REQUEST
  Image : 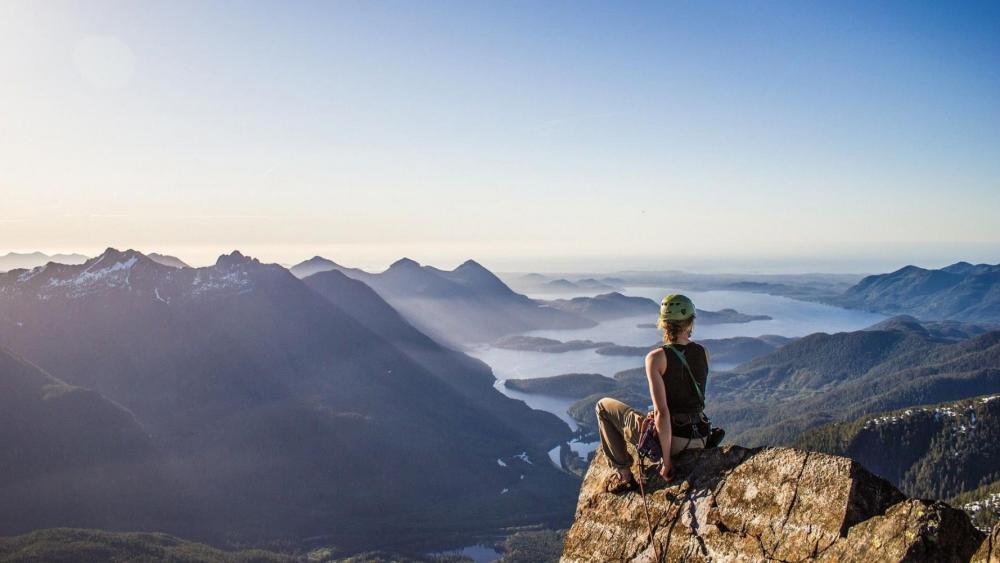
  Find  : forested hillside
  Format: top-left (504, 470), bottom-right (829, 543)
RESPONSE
top-left (950, 480), bottom-right (1000, 531)
top-left (795, 394), bottom-right (1000, 499)
top-left (713, 324), bottom-right (1000, 445)
top-left (836, 262), bottom-right (1000, 323)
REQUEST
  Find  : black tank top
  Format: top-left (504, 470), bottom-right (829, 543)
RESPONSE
top-left (660, 342), bottom-right (708, 415)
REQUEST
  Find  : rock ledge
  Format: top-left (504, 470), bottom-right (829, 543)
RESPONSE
top-left (562, 446), bottom-right (986, 562)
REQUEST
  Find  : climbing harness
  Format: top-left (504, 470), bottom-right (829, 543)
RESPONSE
top-left (637, 411), bottom-right (663, 461)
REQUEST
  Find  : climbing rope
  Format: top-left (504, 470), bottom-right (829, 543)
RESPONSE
top-left (636, 456), bottom-right (662, 562)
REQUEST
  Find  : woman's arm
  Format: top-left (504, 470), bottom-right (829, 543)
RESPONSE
top-left (644, 350), bottom-right (673, 470)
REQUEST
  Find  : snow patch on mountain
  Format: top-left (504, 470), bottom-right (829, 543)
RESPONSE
top-left (191, 268), bottom-right (254, 296)
top-left (16, 264), bottom-right (47, 283)
top-left (863, 395), bottom-right (1000, 430)
top-left (0, 249), bottom-right (265, 303)
top-left (41, 256), bottom-right (139, 297)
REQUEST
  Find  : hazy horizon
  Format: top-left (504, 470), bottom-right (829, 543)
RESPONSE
top-left (2, 240), bottom-right (997, 275)
top-left (3, 2), bottom-right (998, 274)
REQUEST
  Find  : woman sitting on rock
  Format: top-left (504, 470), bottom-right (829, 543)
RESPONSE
top-left (595, 294), bottom-right (715, 493)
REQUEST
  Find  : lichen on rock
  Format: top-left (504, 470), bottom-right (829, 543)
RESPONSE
top-left (562, 446), bottom-right (986, 562)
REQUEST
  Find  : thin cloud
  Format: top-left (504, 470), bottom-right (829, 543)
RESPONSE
top-left (175, 215), bottom-right (270, 220)
top-left (57, 214), bottom-right (131, 219)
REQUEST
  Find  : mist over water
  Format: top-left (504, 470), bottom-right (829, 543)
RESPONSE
top-left (471, 289), bottom-right (888, 431)
top-left (623, 289), bottom-right (889, 339)
top-left (474, 289), bottom-right (887, 381)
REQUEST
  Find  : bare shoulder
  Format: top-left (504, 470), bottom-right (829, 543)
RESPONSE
top-left (645, 346), bottom-right (666, 367)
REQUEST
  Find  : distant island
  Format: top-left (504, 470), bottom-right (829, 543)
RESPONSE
top-left (504, 373), bottom-right (618, 398)
top-left (538, 292), bottom-right (655, 321)
top-left (493, 335), bottom-right (612, 353)
top-left (544, 278), bottom-right (616, 292)
top-left (636, 308), bottom-right (771, 327)
top-left (493, 333), bottom-right (794, 364)
top-left (595, 335), bottom-right (793, 364)
top-left (508, 273), bottom-right (622, 294)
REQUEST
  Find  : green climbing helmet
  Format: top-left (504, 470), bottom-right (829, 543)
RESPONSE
top-left (660, 293), bottom-right (696, 322)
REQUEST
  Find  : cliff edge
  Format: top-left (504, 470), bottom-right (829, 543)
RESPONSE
top-left (562, 446), bottom-right (989, 562)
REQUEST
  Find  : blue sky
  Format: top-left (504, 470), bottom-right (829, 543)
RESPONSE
top-left (1, 1), bottom-right (998, 272)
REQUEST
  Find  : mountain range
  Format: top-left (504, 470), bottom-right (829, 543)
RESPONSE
top-left (0, 249), bottom-right (577, 551)
top-left (291, 256), bottom-right (595, 346)
top-left (836, 261), bottom-right (1000, 323)
top-left (0, 251), bottom-right (88, 272)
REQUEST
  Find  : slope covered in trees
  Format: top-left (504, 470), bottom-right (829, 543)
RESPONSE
top-left (795, 394), bottom-right (1000, 500)
top-left (836, 262), bottom-right (1000, 323)
top-left (712, 323), bottom-right (1000, 445)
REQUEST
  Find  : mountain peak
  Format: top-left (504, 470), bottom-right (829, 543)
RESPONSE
top-left (288, 256), bottom-right (350, 279)
top-left (445, 258), bottom-right (515, 295)
top-left (867, 315), bottom-right (931, 336)
top-left (456, 259), bottom-right (486, 271)
top-left (303, 256), bottom-right (346, 269)
top-left (895, 264), bottom-right (926, 274)
top-left (147, 253), bottom-right (190, 269)
top-left (90, 248), bottom-right (147, 267)
top-left (941, 261), bottom-right (996, 275)
top-left (98, 247), bottom-right (125, 259)
top-left (215, 250), bottom-right (256, 268)
top-left (388, 257), bottom-right (421, 271)
top-left (299, 256), bottom-right (330, 265)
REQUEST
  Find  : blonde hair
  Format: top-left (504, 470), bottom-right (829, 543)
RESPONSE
top-left (658, 316), bottom-right (695, 344)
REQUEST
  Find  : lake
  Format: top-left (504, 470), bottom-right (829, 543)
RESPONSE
top-left (472, 288), bottom-right (887, 383)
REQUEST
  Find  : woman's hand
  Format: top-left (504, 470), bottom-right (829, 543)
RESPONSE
top-left (659, 458), bottom-right (674, 481)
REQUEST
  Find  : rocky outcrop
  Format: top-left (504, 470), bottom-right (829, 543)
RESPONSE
top-left (562, 446), bottom-right (987, 562)
top-left (974, 523), bottom-right (1000, 562)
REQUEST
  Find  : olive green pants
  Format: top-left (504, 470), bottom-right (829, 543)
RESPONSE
top-left (595, 397), bottom-right (705, 470)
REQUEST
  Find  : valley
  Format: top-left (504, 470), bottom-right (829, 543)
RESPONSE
top-left (3, 253), bottom-right (998, 560)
